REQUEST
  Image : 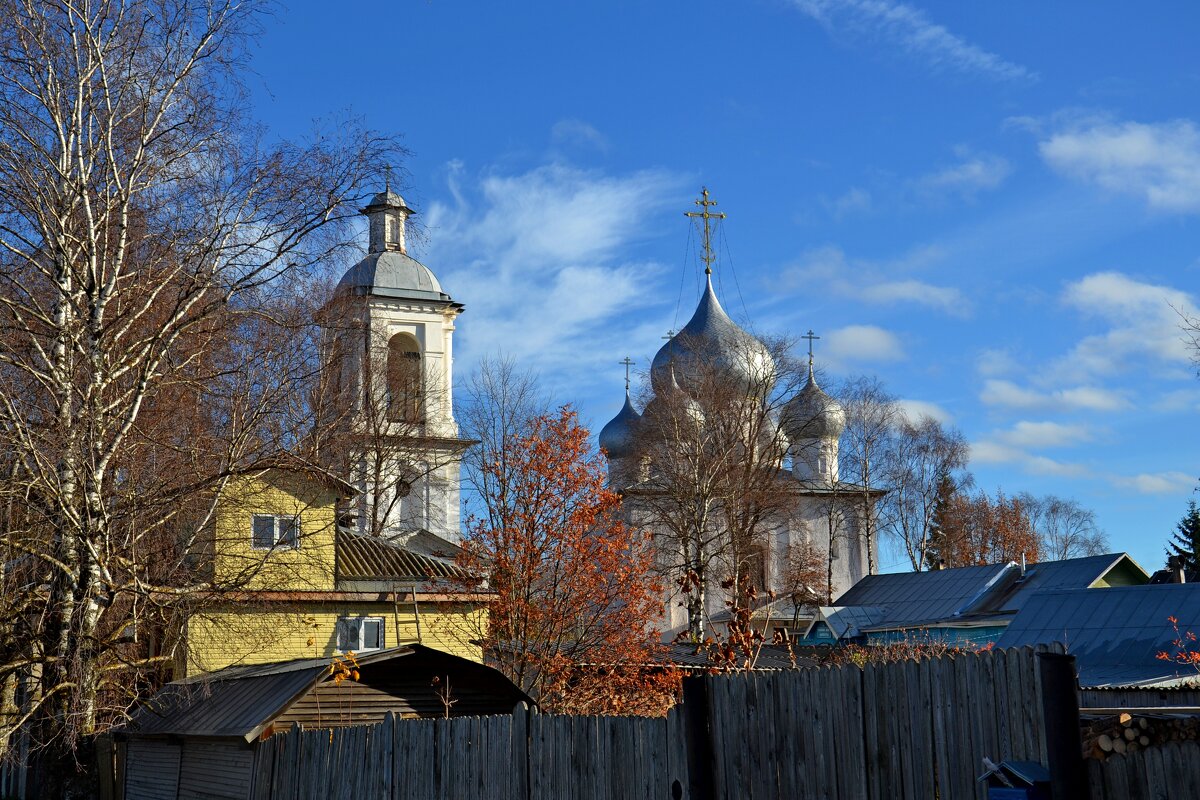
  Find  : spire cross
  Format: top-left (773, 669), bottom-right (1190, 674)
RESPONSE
top-left (802, 329), bottom-right (820, 366)
top-left (684, 187), bottom-right (726, 275)
top-left (663, 329), bottom-right (676, 340)
top-left (619, 356), bottom-right (634, 392)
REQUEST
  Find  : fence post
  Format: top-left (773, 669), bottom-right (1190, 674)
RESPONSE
top-left (1037, 652), bottom-right (1087, 800)
top-left (680, 676), bottom-right (716, 800)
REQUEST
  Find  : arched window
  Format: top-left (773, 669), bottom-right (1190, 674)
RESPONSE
top-left (387, 333), bottom-right (422, 423)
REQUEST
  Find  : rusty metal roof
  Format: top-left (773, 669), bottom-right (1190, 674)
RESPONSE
top-left (118, 645), bottom-right (529, 742)
top-left (337, 531), bottom-right (468, 582)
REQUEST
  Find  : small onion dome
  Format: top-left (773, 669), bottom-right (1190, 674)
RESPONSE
top-left (642, 369), bottom-right (705, 433)
top-left (781, 364), bottom-right (846, 441)
top-left (598, 392), bottom-right (642, 460)
top-left (650, 275), bottom-right (776, 399)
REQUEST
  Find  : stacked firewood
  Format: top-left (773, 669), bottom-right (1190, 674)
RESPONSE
top-left (1081, 713), bottom-right (1200, 760)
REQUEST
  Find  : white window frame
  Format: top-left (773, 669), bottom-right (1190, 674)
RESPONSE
top-left (250, 514), bottom-right (300, 550)
top-left (337, 616), bottom-right (385, 653)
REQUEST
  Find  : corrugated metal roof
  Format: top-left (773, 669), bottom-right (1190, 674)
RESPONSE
top-left (337, 531), bottom-right (467, 581)
top-left (119, 645), bottom-right (505, 742)
top-left (834, 553), bottom-right (1142, 630)
top-left (995, 583), bottom-right (1200, 688)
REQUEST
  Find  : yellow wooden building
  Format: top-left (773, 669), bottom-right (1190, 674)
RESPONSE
top-left (179, 466), bottom-right (489, 677)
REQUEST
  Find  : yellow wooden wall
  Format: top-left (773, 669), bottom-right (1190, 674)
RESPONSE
top-left (184, 602), bottom-right (485, 675)
top-left (213, 472), bottom-right (339, 592)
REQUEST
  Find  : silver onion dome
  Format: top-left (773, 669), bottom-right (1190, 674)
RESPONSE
top-left (642, 368), bottom-right (705, 432)
top-left (650, 275), bottom-right (776, 399)
top-left (781, 364), bottom-right (846, 441)
top-left (598, 392), bottom-right (642, 460)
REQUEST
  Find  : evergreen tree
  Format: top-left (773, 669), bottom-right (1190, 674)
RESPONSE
top-left (1166, 500), bottom-right (1200, 573)
top-left (923, 473), bottom-right (959, 570)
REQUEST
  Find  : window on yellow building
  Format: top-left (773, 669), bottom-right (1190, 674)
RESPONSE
top-left (251, 514), bottom-right (300, 550)
top-left (337, 616), bottom-right (385, 652)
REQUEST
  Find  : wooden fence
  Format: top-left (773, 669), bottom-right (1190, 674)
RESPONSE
top-left (247, 645), bottom-right (1067, 800)
top-left (1088, 739), bottom-right (1200, 799)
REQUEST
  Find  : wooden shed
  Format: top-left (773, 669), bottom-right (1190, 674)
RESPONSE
top-left (115, 644), bottom-right (531, 800)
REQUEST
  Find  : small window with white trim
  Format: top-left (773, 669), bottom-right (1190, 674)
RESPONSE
top-left (337, 616), bottom-right (385, 653)
top-left (250, 514), bottom-right (300, 550)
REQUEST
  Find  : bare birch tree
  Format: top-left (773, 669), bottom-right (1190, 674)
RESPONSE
top-left (0, 0), bottom-right (390, 780)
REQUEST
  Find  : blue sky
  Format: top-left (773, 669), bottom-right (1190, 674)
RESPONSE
top-left (249, 1), bottom-right (1198, 571)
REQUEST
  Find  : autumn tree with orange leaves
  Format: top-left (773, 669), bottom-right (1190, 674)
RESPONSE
top-left (925, 481), bottom-right (1042, 569)
top-left (455, 405), bottom-right (676, 715)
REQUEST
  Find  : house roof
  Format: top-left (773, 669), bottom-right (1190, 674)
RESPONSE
top-left (337, 530), bottom-right (468, 582)
top-left (995, 583), bottom-right (1200, 688)
top-left (833, 553), bottom-right (1147, 631)
top-left (119, 645), bottom-right (528, 742)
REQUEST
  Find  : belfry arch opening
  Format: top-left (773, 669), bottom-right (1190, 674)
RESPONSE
top-left (386, 332), bottom-right (422, 423)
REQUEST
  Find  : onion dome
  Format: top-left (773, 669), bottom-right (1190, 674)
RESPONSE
top-left (642, 368), bottom-right (705, 432)
top-left (650, 275), bottom-right (775, 399)
top-left (336, 189), bottom-right (456, 304)
top-left (781, 363), bottom-right (846, 441)
top-left (598, 392), bottom-right (642, 460)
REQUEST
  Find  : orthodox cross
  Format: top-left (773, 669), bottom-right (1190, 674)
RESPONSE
top-left (802, 329), bottom-right (820, 366)
top-left (620, 356), bottom-right (635, 392)
top-left (684, 187), bottom-right (726, 275)
top-left (663, 329), bottom-right (676, 340)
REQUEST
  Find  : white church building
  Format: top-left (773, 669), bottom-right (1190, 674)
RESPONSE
top-left (598, 190), bottom-right (882, 640)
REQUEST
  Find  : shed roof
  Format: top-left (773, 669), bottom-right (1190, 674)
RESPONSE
top-left (995, 583), bottom-right (1200, 688)
top-left (337, 531), bottom-right (468, 582)
top-left (119, 645), bottom-right (527, 742)
top-left (834, 553), bottom-right (1146, 631)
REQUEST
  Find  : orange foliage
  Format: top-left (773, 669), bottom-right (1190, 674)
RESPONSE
top-left (457, 407), bottom-right (678, 715)
top-left (930, 489), bottom-right (1041, 569)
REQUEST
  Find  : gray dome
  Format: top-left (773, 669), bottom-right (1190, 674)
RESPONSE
top-left (642, 369), bottom-right (705, 433)
top-left (364, 190), bottom-right (410, 210)
top-left (651, 275), bottom-right (775, 399)
top-left (781, 365), bottom-right (846, 441)
top-left (336, 251), bottom-right (453, 303)
top-left (598, 393), bottom-right (641, 460)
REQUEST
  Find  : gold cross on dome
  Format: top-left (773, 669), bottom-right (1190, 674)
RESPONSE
top-left (684, 187), bottom-right (727, 275)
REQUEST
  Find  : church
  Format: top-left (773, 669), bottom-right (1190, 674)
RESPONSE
top-left (598, 189), bottom-right (883, 641)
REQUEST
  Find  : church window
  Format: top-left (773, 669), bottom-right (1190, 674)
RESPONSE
top-left (251, 514), bottom-right (299, 550)
top-left (387, 333), bottom-right (422, 423)
top-left (337, 616), bottom-right (385, 652)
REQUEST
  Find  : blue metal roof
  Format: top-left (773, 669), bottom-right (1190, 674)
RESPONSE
top-left (833, 553), bottom-right (1144, 631)
top-left (995, 583), bottom-right (1200, 688)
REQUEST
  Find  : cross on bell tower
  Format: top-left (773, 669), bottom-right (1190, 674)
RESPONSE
top-left (684, 187), bottom-right (727, 275)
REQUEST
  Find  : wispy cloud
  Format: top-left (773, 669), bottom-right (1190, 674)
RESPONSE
top-left (1110, 471), bottom-right (1196, 495)
top-left (783, 244), bottom-right (969, 317)
top-left (993, 420), bottom-right (1093, 449)
top-left (1040, 118), bottom-right (1200, 212)
top-left (791, 0), bottom-right (1035, 82)
top-left (825, 324), bottom-right (905, 363)
top-left (895, 399), bottom-right (953, 424)
top-left (979, 379), bottom-right (1131, 412)
top-left (915, 151), bottom-right (1011, 199)
top-left (822, 187), bottom-right (872, 219)
top-left (424, 159), bottom-right (684, 393)
top-left (969, 439), bottom-right (1091, 478)
top-left (1057, 271), bottom-right (1198, 379)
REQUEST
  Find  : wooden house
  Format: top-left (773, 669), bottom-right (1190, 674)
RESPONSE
top-left (180, 466), bottom-right (491, 676)
top-left (116, 645), bottom-right (531, 800)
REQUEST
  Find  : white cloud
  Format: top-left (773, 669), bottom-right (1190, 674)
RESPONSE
top-left (1110, 471), bottom-right (1196, 495)
top-left (969, 439), bottom-right (1090, 478)
top-left (822, 187), bottom-right (872, 219)
top-left (976, 348), bottom-right (1018, 377)
top-left (784, 244), bottom-right (969, 317)
top-left (551, 119), bottom-right (608, 152)
top-left (994, 421), bottom-right (1093, 449)
top-left (895, 399), bottom-right (953, 425)
top-left (917, 152), bottom-right (1011, 197)
top-left (980, 379), bottom-right (1131, 412)
top-left (791, 0), bottom-right (1035, 82)
top-left (1058, 271), bottom-right (1198, 378)
top-left (1040, 119), bottom-right (1200, 212)
top-left (824, 324), bottom-right (904, 363)
top-left (1154, 389), bottom-right (1200, 413)
top-left (424, 159), bottom-right (684, 391)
